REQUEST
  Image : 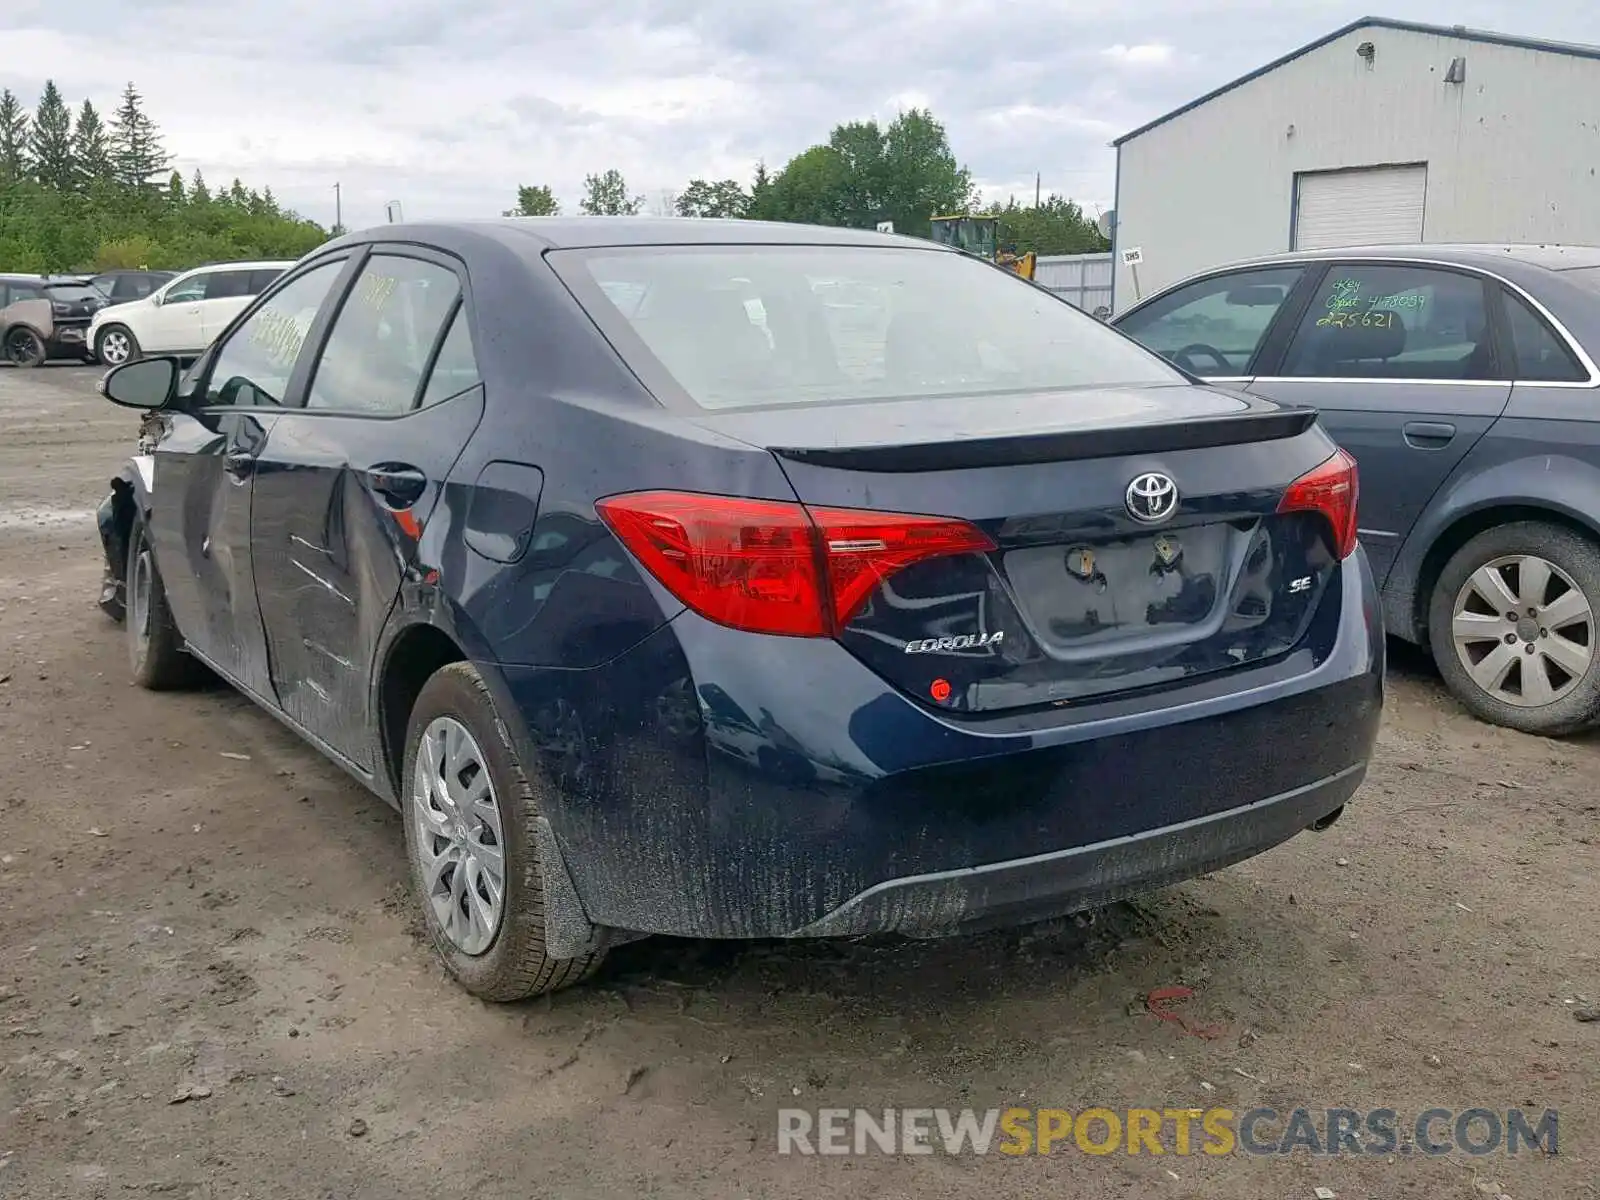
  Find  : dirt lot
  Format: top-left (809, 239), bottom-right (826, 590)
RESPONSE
top-left (0, 363), bottom-right (1594, 1200)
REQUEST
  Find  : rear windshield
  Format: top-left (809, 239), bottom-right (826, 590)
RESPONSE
top-left (44, 283), bottom-right (100, 302)
top-left (551, 244), bottom-right (1181, 410)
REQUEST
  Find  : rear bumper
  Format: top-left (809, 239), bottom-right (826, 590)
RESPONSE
top-left (491, 550), bottom-right (1383, 945)
top-left (792, 762), bottom-right (1362, 937)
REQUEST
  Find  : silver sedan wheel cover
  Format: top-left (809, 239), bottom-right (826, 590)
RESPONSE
top-left (100, 330), bottom-right (130, 364)
top-left (1451, 554), bottom-right (1594, 707)
top-left (411, 716), bottom-right (507, 955)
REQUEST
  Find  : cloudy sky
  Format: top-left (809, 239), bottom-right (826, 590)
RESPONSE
top-left (2, 0), bottom-right (1594, 230)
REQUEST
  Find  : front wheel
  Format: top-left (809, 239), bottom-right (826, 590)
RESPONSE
top-left (1428, 520), bottom-right (1600, 735)
top-left (4, 326), bottom-right (46, 367)
top-left (125, 513), bottom-right (206, 689)
top-left (401, 663), bottom-right (604, 1000)
top-left (95, 324), bottom-right (140, 367)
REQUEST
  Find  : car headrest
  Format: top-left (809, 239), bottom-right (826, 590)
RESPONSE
top-left (1303, 310), bottom-right (1407, 369)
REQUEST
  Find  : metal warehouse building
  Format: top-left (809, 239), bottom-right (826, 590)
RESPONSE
top-left (1109, 17), bottom-right (1600, 312)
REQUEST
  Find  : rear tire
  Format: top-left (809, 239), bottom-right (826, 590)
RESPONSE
top-left (125, 513), bottom-right (206, 690)
top-left (1427, 520), bottom-right (1600, 736)
top-left (4, 326), bottom-right (46, 367)
top-left (96, 324), bottom-right (140, 367)
top-left (401, 663), bottom-right (604, 1001)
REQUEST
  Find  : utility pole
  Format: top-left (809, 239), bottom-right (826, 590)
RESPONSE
top-left (334, 182), bottom-right (342, 232)
top-left (1035, 173), bottom-right (1041, 208)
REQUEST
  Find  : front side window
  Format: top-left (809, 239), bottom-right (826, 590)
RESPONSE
top-left (163, 272), bottom-right (211, 304)
top-left (1503, 291), bottom-right (1586, 383)
top-left (1281, 264), bottom-right (1497, 381)
top-left (1117, 267), bottom-right (1304, 376)
top-left (550, 244), bottom-right (1182, 411)
top-left (201, 260), bottom-right (345, 407)
top-left (305, 255), bottom-right (462, 415)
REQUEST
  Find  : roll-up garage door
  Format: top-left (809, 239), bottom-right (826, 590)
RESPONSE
top-left (1293, 164), bottom-right (1427, 250)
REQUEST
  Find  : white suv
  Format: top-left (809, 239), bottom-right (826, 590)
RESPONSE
top-left (87, 260), bottom-right (293, 365)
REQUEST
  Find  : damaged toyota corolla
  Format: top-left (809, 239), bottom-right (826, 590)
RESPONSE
top-left (92, 218), bottom-right (1382, 1000)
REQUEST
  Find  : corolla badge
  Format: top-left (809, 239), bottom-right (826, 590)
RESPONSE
top-left (1125, 472), bottom-right (1179, 524)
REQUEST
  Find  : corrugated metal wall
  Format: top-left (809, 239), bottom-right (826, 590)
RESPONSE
top-left (1035, 253), bottom-right (1113, 313)
top-left (1113, 23), bottom-right (1600, 309)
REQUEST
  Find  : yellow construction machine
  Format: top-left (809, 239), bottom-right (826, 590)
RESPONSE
top-left (928, 215), bottom-right (1037, 280)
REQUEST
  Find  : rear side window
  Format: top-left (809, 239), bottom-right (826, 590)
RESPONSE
top-left (248, 269), bottom-right (284, 295)
top-left (202, 260), bottom-right (345, 406)
top-left (205, 270), bottom-right (257, 300)
top-left (305, 255), bottom-right (462, 415)
top-left (1281, 264), bottom-right (1498, 381)
top-left (1116, 267), bottom-right (1304, 376)
top-left (550, 244), bottom-right (1180, 411)
top-left (1503, 292), bottom-right (1586, 383)
top-left (419, 306), bottom-right (480, 408)
top-left (6, 282), bottom-right (43, 304)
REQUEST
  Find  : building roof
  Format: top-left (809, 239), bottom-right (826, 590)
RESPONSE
top-left (1113, 16), bottom-right (1600, 147)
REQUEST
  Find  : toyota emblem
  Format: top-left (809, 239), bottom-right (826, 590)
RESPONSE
top-left (1125, 472), bottom-right (1178, 523)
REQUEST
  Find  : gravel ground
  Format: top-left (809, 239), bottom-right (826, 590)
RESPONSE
top-left (0, 364), bottom-right (1594, 1200)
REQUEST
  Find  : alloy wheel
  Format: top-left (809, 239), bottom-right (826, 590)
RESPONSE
top-left (1451, 554), bottom-right (1594, 707)
top-left (99, 330), bottom-right (131, 366)
top-left (411, 716), bottom-right (507, 956)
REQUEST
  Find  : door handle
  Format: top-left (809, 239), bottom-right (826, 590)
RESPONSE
top-left (367, 464), bottom-right (428, 508)
top-left (1403, 421), bottom-right (1456, 449)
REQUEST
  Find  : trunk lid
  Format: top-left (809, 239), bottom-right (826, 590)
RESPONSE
top-left (697, 385), bottom-right (1347, 713)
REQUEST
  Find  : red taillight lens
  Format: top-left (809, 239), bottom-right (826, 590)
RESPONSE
top-left (595, 491), bottom-right (995, 637)
top-left (809, 506), bottom-right (997, 629)
top-left (1277, 448), bottom-right (1358, 559)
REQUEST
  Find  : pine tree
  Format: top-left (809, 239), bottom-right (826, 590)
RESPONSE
top-left (110, 82), bottom-right (167, 191)
top-left (29, 80), bottom-right (75, 190)
top-left (190, 169), bottom-right (210, 205)
top-left (0, 89), bottom-right (30, 184)
top-left (71, 99), bottom-right (113, 189)
top-left (166, 170), bottom-right (186, 207)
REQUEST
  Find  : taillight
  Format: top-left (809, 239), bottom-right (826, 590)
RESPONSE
top-left (1278, 449), bottom-right (1358, 559)
top-left (595, 491), bottom-right (995, 637)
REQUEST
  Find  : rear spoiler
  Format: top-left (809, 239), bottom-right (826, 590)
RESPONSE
top-left (768, 406), bottom-right (1320, 473)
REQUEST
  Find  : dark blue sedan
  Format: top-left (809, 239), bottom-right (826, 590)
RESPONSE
top-left (93, 218), bottom-right (1382, 999)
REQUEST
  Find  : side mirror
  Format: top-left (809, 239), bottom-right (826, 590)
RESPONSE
top-left (148, 291), bottom-right (164, 306)
top-left (99, 357), bottom-right (180, 410)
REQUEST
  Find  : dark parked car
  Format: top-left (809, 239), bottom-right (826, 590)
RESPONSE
top-left (1115, 244), bottom-right (1600, 735)
top-left (92, 269), bottom-right (176, 305)
top-left (93, 218), bottom-right (1382, 999)
top-left (0, 275), bottom-right (105, 364)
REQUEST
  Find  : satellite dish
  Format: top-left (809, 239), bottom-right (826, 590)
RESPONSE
top-left (1096, 209), bottom-right (1115, 240)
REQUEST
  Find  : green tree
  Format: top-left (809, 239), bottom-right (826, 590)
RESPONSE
top-left (751, 108), bottom-right (973, 238)
top-left (756, 145), bottom-right (853, 226)
top-left (674, 178), bottom-right (749, 218)
top-left (29, 81), bottom-right (74, 191)
top-left (504, 183), bottom-right (560, 216)
top-left (578, 168), bottom-right (641, 215)
top-left (0, 90), bottom-right (29, 184)
top-left (980, 194), bottom-right (1109, 255)
top-left (0, 82), bottom-right (329, 273)
top-left (747, 160), bottom-right (773, 218)
top-left (877, 109), bottom-right (975, 238)
top-left (71, 100), bottom-right (114, 189)
top-left (110, 83), bottom-right (166, 191)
